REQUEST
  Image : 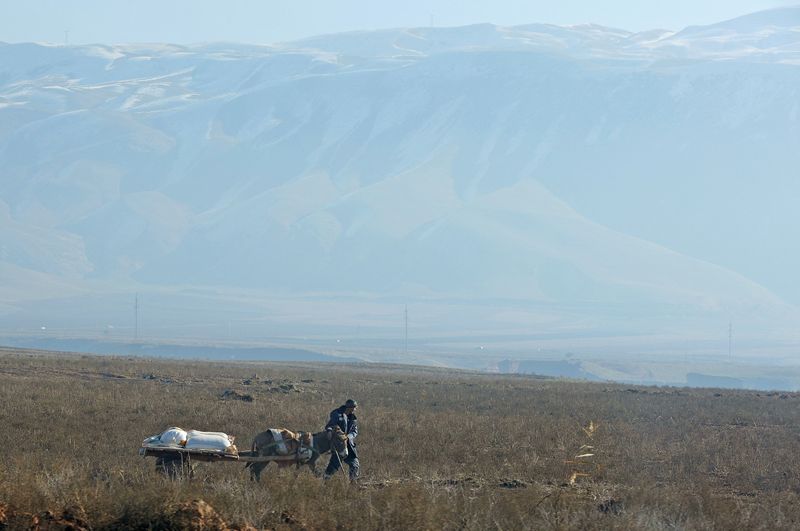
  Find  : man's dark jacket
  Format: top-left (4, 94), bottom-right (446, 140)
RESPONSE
top-left (326, 406), bottom-right (358, 458)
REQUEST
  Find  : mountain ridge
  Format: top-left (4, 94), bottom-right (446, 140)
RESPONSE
top-left (1, 8), bottom-right (799, 345)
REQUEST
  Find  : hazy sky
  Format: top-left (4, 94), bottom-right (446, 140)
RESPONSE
top-left (0, 0), bottom-right (795, 45)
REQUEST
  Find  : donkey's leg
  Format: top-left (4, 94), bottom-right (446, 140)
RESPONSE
top-left (249, 462), bottom-right (268, 482)
top-left (307, 456), bottom-right (320, 477)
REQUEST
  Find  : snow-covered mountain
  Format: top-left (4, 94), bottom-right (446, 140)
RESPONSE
top-left (1, 7), bottom-right (800, 345)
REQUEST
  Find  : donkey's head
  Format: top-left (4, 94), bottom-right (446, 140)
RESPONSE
top-left (328, 426), bottom-right (349, 459)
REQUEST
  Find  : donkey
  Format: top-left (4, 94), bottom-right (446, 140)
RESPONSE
top-left (246, 427), bottom-right (349, 482)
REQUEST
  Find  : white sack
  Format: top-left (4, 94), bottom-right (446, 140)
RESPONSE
top-left (159, 427), bottom-right (188, 446)
top-left (141, 435), bottom-right (161, 447)
top-left (184, 430), bottom-right (234, 451)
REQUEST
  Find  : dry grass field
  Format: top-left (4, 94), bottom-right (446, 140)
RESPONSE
top-left (1, 347), bottom-right (800, 530)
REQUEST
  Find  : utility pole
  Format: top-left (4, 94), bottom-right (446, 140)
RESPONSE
top-left (728, 320), bottom-right (732, 360)
top-left (134, 293), bottom-right (139, 341)
top-left (404, 305), bottom-right (408, 356)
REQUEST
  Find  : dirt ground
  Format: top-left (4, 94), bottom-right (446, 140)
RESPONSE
top-left (1, 347), bottom-right (799, 529)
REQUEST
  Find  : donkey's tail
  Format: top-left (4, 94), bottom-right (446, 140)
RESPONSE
top-left (244, 440), bottom-right (258, 469)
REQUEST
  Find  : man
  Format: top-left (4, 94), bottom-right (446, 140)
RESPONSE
top-left (324, 398), bottom-right (359, 481)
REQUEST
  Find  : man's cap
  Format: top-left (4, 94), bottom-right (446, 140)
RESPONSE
top-left (344, 399), bottom-right (358, 408)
